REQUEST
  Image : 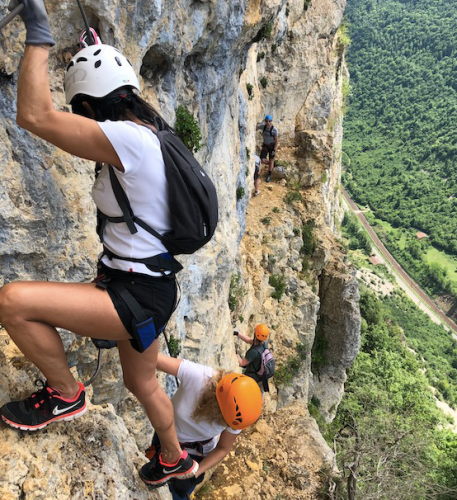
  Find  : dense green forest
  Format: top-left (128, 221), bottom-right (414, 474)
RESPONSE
top-left (341, 212), bottom-right (457, 406)
top-left (318, 216), bottom-right (457, 498)
top-left (343, 0), bottom-right (457, 255)
top-left (320, 286), bottom-right (457, 499)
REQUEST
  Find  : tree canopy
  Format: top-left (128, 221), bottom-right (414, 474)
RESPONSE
top-left (343, 0), bottom-right (457, 255)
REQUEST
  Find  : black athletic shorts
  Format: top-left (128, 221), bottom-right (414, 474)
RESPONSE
top-left (260, 143), bottom-right (276, 160)
top-left (95, 262), bottom-right (177, 351)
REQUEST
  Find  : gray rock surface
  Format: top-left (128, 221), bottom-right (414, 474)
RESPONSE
top-left (0, 0), bottom-right (357, 497)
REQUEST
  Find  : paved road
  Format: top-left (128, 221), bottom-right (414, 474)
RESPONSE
top-left (342, 188), bottom-right (457, 336)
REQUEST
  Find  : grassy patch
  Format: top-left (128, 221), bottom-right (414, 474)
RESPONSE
top-left (167, 334), bottom-right (181, 357)
top-left (284, 191), bottom-right (303, 205)
top-left (301, 219), bottom-right (317, 256)
top-left (311, 332), bottom-right (328, 373)
top-left (424, 247), bottom-right (457, 287)
top-left (246, 83), bottom-right (254, 101)
top-left (259, 20), bottom-right (273, 40)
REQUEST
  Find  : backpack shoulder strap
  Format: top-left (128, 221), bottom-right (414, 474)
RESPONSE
top-left (107, 166), bottom-right (165, 242)
top-left (260, 345), bottom-right (270, 392)
top-left (152, 116), bottom-right (166, 132)
top-left (108, 166), bottom-right (138, 235)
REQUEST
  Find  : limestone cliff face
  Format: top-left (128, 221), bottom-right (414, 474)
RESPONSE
top-left (0, 0), bottom-right (358, 498)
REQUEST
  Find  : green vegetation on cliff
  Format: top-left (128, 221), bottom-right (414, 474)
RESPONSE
top-left (322, 216), bottom-right (457, 498)
top-left (324, 286), bottom-right (457, 499)
top-left (343, 0), bottom-right (457, 256)
top-left (341, 212), bottom-right (457, 407)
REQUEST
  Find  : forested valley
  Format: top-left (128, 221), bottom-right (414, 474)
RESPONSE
top-left (318, 213), bottom-right (457, 499)
top-left (329, 1), bottom-right (457, 497)
top-left (342, 0), bottom-right (457, 305)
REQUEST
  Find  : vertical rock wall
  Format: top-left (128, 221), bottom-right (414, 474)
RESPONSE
top-left (0, 0), bottom-right (358, 497)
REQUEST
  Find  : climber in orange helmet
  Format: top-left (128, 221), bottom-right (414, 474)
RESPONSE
top-left (235, 324), bottom-right (274, 392)
top-left (141, 353), bottom-right (263, 498)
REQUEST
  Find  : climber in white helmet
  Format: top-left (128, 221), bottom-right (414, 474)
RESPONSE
top-left (0, 0), bottom-right (197, 487)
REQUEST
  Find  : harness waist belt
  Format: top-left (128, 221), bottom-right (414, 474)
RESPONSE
top-left (102, 248), bottom-right (183, 274)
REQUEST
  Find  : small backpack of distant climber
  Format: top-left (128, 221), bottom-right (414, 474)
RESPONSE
top-left (257, 346), bottom-right (275, 392)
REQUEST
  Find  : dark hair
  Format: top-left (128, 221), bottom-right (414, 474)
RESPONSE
top-left (71, 87), bottom-right (171, 128)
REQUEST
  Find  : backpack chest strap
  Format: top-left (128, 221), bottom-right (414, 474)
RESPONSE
top-left (96, 165), bottom-right (164, 243)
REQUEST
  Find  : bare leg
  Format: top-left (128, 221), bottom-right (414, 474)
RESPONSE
top-left (117, 339), bottom-right (182, 463)
top-left (0, 280), bottom-right (183, 463)
top-left (254, 167), bottom-right (262, 192)
top-left (0, 282), bottom-right (181, 462)
top-left (0, 281), bottom-right (131, 398)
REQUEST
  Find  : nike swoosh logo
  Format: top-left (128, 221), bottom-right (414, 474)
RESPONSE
top-left (163, 466), bottom-right (183, 474)
top-left (52, 402), bottom-right (80, 416)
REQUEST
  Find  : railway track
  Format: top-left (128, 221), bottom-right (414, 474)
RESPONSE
top-left (342, 187), bottom-right (457, 337)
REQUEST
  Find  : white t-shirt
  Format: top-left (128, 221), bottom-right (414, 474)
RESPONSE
top-left (92, 120), bottom-right (172, 276)
top-left (172, 360), bottom-right (241, 455)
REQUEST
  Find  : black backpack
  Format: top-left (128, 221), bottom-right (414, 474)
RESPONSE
top-left (96, 117), bottom-right (218, 260)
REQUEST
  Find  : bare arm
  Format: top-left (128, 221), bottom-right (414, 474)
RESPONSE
top-left (195, 431), bottom-right (238, 477)
top-left (156, 353), bottom-right (182, 377)
top-left (237, 354), bottom-right (250, 367)
top-left (237, 332), bottom-right (253, 344)
top-left (17, 46), bottom-right (123, 169)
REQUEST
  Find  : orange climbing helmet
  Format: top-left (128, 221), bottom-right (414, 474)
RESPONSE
top-left (216, 373), bottom-right (262, 430)
top-left (255, 324), bottom-right (270, 341)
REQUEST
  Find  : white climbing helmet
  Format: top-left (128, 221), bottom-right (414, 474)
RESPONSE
top-left (64, 43), bottom-right (140, 104)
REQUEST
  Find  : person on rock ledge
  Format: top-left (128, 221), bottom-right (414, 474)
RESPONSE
top-left (0, 0), bottom-right (195, 488)
top-left (253, 152), bottom-right (262, 196)
top-left (143, 353), bottom-right (263, 499)
top-left (257, 115), bottom-right (279, 183)
top-left (235, 323), bottom-right (272, 391)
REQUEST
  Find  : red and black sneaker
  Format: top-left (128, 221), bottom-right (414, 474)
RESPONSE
top-left (140, 450), bottom-right (199, 488)
top-left (1, 380), bottom-right (87, 431)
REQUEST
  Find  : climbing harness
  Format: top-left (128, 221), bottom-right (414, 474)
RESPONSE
top-left (83, 339), bottom-right (116, 387)
top-left (84, 276), bottom-right (182, 386)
